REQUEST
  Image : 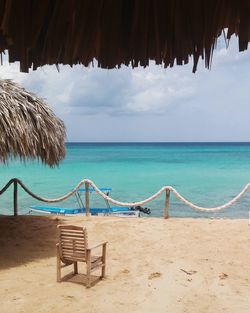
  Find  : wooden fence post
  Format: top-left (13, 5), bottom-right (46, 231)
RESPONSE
top-left (13, 179), bottom-right (18, 216)
top-left (85, 182), bottom-right (90, 217)
top-left (164, 189), bottom-right (170, 219)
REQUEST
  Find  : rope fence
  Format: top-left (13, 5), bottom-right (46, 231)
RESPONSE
top-left (1, 178), bottom-right (249, 218)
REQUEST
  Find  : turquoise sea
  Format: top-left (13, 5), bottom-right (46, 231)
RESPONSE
top-left (1, 142), bottom-right (250, 218)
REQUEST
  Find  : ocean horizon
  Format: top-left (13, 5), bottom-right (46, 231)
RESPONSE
top-left (66, 141), bottom-right (250, 144)
top-left (1, 142), bottom-right (250, 218)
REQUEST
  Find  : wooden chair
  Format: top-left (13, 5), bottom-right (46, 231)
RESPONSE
top-left (56, 225), bottom-right (107, 288)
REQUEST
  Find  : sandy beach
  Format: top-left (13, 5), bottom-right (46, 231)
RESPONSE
top-left (0, 215), bottom-right (250, 313)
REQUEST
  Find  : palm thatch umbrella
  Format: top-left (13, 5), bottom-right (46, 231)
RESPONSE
top-left (0, 79), bottom-right (66, 166)
top-left (0, 1), bottom-right (249, 73)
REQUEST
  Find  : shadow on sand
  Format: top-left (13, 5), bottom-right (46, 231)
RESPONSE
top-left (0, 215), bottom-right (62, 270)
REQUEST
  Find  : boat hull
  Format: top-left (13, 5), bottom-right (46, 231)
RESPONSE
top-left (29, 205), bottom-right (139, 217)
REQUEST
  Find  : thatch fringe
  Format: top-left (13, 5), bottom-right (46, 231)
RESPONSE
top-left (0, 79), bottom-right (66, 166)
top-left (0, 0), bottom-right (249, 73)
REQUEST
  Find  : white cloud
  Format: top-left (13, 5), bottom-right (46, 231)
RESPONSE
top-left (124, 68), bottom-right (195, 114)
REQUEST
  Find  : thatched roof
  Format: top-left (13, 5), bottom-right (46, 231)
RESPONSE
top-left (0, 79), bottom-right (66, 166)
top-left (0, 0), bottom-right (249, 73)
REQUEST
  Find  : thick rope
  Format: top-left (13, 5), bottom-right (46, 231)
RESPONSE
top-left (88, 180), bottom-right (250, 212)
top-left (10, 178), bottom-right (250, 213)
top-left (17, 178), bottom-right (83, 202)
top-left (169, 184), bottom-right (250, 212)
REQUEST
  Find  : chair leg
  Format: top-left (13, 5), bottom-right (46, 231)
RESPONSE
top-left (74, 262), bottom-right (78, 274)
top-left (86, 251), bottom-right (91, 288)
top-left (101, 264), bottom-right (106, 279)
top-left (56, 246), bottom-right (61, 282)
top-left (101, 243), bottom-right (107, 278)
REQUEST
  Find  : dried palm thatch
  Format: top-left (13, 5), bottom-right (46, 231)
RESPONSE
top-left (0, 79), bottom-right (66, 166)
top-left (0, 0), bottom-right (249, 73)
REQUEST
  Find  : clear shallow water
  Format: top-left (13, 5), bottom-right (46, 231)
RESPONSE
top-left (1, 142), bottom-right (250, 218)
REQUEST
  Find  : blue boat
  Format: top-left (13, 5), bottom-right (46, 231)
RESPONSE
top-left (29, 187), bottom-right (147, 217)
top-left (29, 205), bottom-right (133, 215)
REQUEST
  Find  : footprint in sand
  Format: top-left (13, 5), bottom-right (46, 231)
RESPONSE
top-left (219, 273), bottom-right (228, 280)
top-left (148, 272), bottom-right (162, 280)
top-left (61, 295), bottom-right (76, 301)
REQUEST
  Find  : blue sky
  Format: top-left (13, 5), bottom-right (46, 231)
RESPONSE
top-left (1, 36), bottom-right (250, 142)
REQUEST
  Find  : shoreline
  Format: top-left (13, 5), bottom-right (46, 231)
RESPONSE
top-left (1, 215), bottom-right (250, 313)
top-left (1, 213), bottom-right (249, 220)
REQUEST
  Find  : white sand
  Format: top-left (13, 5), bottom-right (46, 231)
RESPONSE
top-left (0, 215), bottom-right (250, 313)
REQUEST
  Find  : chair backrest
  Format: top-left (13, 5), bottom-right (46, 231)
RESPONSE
top-left (58, 225), bottom-right (88, 262)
